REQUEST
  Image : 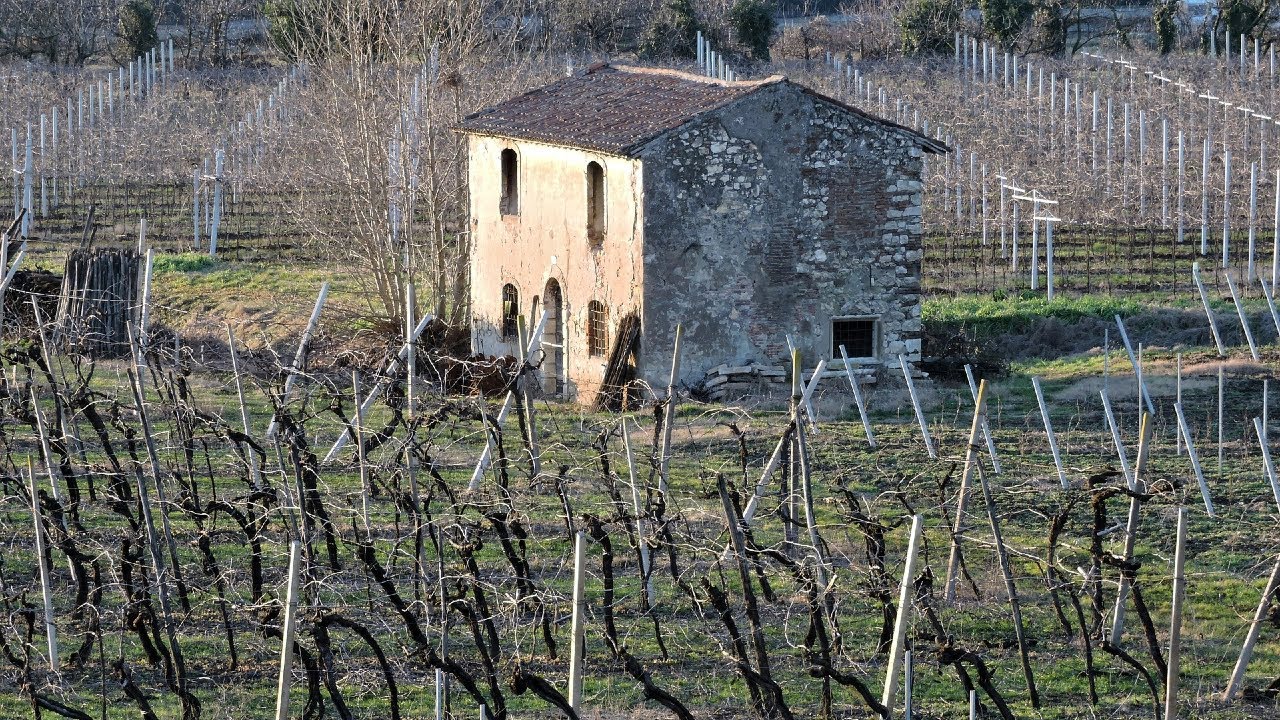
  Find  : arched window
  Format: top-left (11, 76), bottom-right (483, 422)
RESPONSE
top-left (500, 148), bottom-right (519, 215)
top-left (586, 161), bottom-right (605, 245)
top-left (501, 283), bottom-right (519, 340)
top-left (587, 300), bottom-right (608, 357)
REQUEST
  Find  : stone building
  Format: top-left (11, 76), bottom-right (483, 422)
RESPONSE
top-left (460, 63), bottom-right (943, 405)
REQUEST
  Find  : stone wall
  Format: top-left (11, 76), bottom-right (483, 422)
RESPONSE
top-left (638, 82), bottom-right (926, 389)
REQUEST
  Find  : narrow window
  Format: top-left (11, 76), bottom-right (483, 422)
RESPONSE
top-left (832, 317), bottom-right (878, 359)
top-left (587, 161), bottom-right (605, 245)
top-left (500, 148), bottom-right (518, 216)
top-left (587, 300), bottom-right (608, 357)
top-left (501, 283), bottom-right (519, 340)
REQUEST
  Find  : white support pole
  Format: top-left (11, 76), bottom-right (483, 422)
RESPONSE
top-left (266, 282), bottom-right (330, 438)
top-left (567, 531), bottom-right (587, 712)
top-left (1173, 401), bottom-right (1217, 516)
top-left (1255, 417), bottom-right (1280, 513)
top-left (1109, 413), bottom-right (1152, 645)
top-left (1032, 377), bottom-right (1069, 488)
top-left (1225, 149), bottom-right (1233, 269)
top-left (964, 364), bottom-right (1001, 472)
top-left (1114, 315), bottom-right (1157, 416)
top-left (209, 149), bottom-right (224, 257)
top-left (1203, 137), bottom-right (1211, 255)
top-left (658, 325), bottom-right (683, 498)
top-left (839, 345), bottom-right (875, 447)
top-left (1250, 162), bottom-right (1259, 281)
top-left (1225, 272), bottom-right (1261, 360)
top-left (899, 354), bottom-right (935, 458)
top-left (1100, 392), bottom-right (1134, 486)
top-left (274, 540), bottom-right (303, 720)
top-left (29, 460), bottom-right (58, 671)
top-left (1193, 263), bottom-right (1228, 355)
top-left (881, 515), bottom-right (923, 718)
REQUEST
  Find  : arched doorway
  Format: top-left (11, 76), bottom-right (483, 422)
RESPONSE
top-left (542, 280), bottom-right (564, 396)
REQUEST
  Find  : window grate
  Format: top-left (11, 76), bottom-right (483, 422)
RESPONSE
top-left (832, 318), bottom-right (876, 358)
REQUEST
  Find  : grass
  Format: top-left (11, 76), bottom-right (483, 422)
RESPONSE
top-left (5, 328), bottom-right (1280, 718)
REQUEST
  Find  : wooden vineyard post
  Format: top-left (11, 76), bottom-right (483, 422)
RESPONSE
top-left (568, 531), bottom-right (587, 712)
top-left (944, 379), bottom-right (988, 602)
top-left (658, 324), bottom-right (683, 499)
top-left (839, 345), bottom-right (876, 447)
top-left (1174, 401), bottom-right (1217, 516)
top-left (1193, 263), bottom-right (1228, 355)
top-left (964, 366), bottom-right (1001, 472)
top-left (1110, 413), bottom-right (1152, 645)
top-left (1164, 507), bottom-right (1188, 720)
top-left (28, 457), bottom-right (57, 671)
top-left (1222, 553), bottom-right (1280, 700)
top-left (898, 354), bottom-right (936, 458)
top-left (275, 540), bottom-right (303, 720)
top-left (977, 462), bottom-right (1039, 708)
top-left (882, 514), bottom-right (923, 719)
top-left (1031, 377), bottom-right (1069, 488)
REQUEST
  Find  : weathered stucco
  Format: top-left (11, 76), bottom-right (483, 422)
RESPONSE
top-left (469, 135), bottom-right (645, 400)
top-left (638, 82), bottom-right (925, 388)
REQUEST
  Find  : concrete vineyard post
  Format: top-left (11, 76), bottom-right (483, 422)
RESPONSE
top-left (568, 531), bottom-right (587, 712)
top-left (1031, 377), bottom-right (1068, 488)
top-left (658, 324), bottom-right (682, 499)
top-left (899, 354), bottom-right (935, 458)
top-left (28, 457), bottom-right (58, 671)
top-left (839, 345), bottom-right (875, 447)
top-left (1173, 401), bottom-right (1217, 515)
top-left (1193, 263), bottom-right (1228, 354)
top-left (1225, 272), bottom-right (1260, 359)
top-left (267, 282), bottom-right (329, 438)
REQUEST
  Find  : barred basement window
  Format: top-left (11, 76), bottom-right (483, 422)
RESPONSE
top-left (500, 148), bottom-right (519, 215)
top-left (832, 317), bottom-right (878, 359)
top-left (501, 284), bottom-right (519, 340)
top-left (587, 300), bottom-right (608, 357)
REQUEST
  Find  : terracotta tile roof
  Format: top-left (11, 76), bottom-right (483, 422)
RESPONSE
top-left (460, 64), bottom-right (784, 156)
top-left (460, 63), bottom-right (946, 156)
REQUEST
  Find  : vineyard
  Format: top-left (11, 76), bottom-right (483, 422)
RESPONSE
top-left (4, 24), bottom-right (1280, 720)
